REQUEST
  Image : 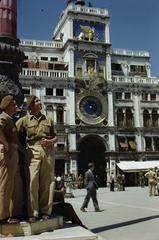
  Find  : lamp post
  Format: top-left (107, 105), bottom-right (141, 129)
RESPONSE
top-left (64, 127), bottom-right (74, 198)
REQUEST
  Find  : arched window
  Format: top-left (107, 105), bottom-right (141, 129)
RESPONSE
top-left (143, 110), bottom-right (150, 127)
top-left (46, 105), bottom-right (53, 117)
top-left (83, 53), bottom-right (97, 76)
top-left (125, 108), bottom-right (133, 128)
top-left (117, 108), bottom-right (124, 127)
top-left (56, 106), bottom-right (64, 124)
top-left (152, 110), bottom-right (158, 127)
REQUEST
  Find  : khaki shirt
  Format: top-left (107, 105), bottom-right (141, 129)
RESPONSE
top-left (0, 112), bottom-right (19, 145)
top-left (16, 113), bottom-right (56, 143)
top-left (145, 170), bottom-right (157, 184)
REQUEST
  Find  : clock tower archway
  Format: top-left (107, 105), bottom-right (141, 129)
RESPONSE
top-left (77, 134), bottom-right (107, 187)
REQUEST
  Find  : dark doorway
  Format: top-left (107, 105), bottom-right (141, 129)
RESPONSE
top-left (55, 159), bottom-right (65, 177)
top-left (77, 135), bottom-right (106, 187)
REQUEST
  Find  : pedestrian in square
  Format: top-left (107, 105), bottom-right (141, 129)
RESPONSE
top-left (80, 162), bottom-right (101, 212)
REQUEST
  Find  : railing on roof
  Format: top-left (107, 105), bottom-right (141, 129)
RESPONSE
top-left (20, 39), bottom-right (63, 49)
top-left (112, 75), bottom-right (159, 85)
top-left (112, 48), bottom-right (150, 58)
top-left (20, 68), bottom-right (68, 78)
top-left (54, 4), bottom-right (108, 35)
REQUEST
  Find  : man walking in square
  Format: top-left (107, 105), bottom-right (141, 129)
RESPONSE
top-left (80, 162), bottom-right (101, 212)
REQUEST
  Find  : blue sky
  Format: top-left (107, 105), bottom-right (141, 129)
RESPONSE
top-left (17, 0), bottom-right (159, 77)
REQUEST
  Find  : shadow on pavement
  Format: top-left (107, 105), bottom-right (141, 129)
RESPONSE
top-left (91, 214), bottom-right (159, 233)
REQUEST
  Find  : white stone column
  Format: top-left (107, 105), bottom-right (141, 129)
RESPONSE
top-left (108, 91), bottom-right (114, 127)
top-left (106, 53), bottom-right (112, 81)
top-left (54, 106), bottom-right (57, 123)
top-left (105, 22), bottom-right (110, 44)
top-left (69, 133), bottom-right (76, 150)
top-left (133, 93), bottom-right (141, 128)
top-left (53, 88), bottom-right (56, 96)
top-left (64, 108), bottom-right (66, 125)
top-left (65, 47), bottom-right (75, 125)
top-left (146, 64), bottom-right (151, 77)
top-left (108, 133), bottom-right (115, 151)
top-left (69, 47), bottom-right (74, 78)
top-left (68, 17), bottom-right (73, 39)
top-left (133, 92), bottom-right (143, 152)
top-left (152, 137), bottom-right (155, 151)
top-left (136, 134), bottom-right (142, 152)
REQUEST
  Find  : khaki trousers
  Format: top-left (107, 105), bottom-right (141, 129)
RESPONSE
top-left (26, 144), bottom-right (55, 217)
top-left (149, 182), bottom-right (156, 196)
top-left (0, 144), bottom-right (23, 220)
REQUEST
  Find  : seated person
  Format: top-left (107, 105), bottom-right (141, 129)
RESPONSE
top-left (52, 187), bottom-right (87, 229)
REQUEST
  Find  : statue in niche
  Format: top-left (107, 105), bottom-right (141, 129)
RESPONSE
top-left (87, 64), bottom-right (95, 76)
top-left (78, 25), bottom-right (95, 42)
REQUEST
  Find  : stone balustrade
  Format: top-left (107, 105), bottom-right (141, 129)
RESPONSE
top-left (54, 4), bottom-right (108, 35)
top-left (112, 75), bottom-right (159, 85)
top-left (20, 39), bottom-right (63, 49)
top-left (20, 68), bottom-right (68, 78)
top-left (112, 48), bottom-right (150, 57)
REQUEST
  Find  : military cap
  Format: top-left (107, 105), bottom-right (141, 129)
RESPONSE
top-left (26, 95), bottom-right (36, 109)
top-left (0, 95), bottom-right (14, 110)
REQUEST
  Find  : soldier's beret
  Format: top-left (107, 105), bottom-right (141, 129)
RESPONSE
top-left (26, 95), bottom-right (36, 109)
top-left (0, 95), bottom-right (14, 110)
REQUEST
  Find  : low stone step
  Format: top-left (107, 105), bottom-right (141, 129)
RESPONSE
top-left (0, 216), bottom-right (63, 237)
top-left (1, 226), bottom-right (97, 240)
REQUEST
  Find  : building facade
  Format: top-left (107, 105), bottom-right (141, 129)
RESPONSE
top-left (19, 0), bottom-right (159, 186)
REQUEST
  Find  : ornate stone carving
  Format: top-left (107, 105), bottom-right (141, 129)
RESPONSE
top-left (0, 75), bottom-right (23, 104)
top-left (0, 0), bottom-right (24, 105)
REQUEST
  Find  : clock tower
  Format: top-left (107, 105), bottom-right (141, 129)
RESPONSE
top-left (53, 1), bottom-right (112, 185)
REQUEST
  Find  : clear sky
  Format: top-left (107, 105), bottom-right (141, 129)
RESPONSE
top-left (17, 0), bottom-right (159, 77)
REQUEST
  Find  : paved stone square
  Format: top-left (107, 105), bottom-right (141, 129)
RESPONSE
top-left (66, 187), bottom-right (159, 240)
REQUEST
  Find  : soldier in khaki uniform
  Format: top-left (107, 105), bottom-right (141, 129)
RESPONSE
top-left (16, 95), bottom-right (57, 222)
top-left (145, 168), bottom-right (157, 196)
top-left (0, 95), bottom-right (23, 223)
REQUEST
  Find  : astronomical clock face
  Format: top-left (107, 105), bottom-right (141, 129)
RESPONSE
top-left (76, 91), bottom-right (107, 125)
top-left (79, 96), bottom-right (102, 117)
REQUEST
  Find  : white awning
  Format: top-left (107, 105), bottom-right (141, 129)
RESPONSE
top-left (117, 161), bottom-right (159, 172)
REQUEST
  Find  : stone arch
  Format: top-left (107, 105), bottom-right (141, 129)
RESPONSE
top-left (56, 105), bottom-right (64, 124)
top-left (77, 134), bottom-right (107, 186)
top-left (46, 105), bottom-right (53, 117)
